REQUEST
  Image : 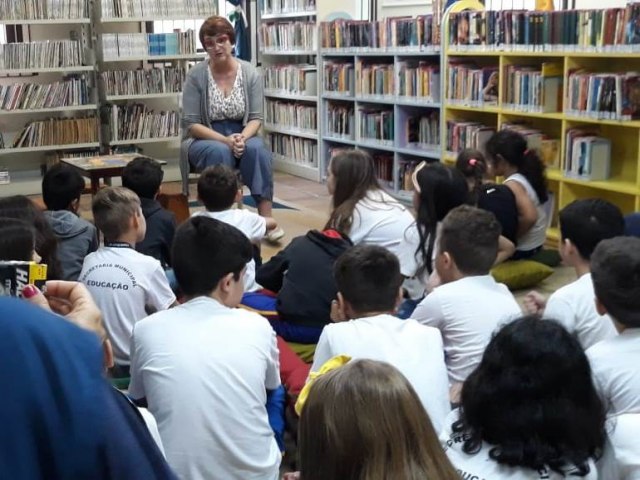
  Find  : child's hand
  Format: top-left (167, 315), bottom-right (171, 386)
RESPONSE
top-left (330, 299), bottom-right (348, 323)
top-left (523, 290), bottom-right (546, 315)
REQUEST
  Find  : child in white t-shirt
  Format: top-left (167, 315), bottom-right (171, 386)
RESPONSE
top-left (411, 205), bottom-right (521, 394)
top-left (79, 187), bottom-right (176, 371)
top-left (129, 216), bottom-right (281, 480)
top-left (192, 165), bottom-right (278, 294)
top-left (524, 199), bottom-right (624, 350)
top-left (608, 414), bottom-right (640, 479)
top-left (310, 244), bottom-right (451, 434)
top-left (441, 316), bottom-right (614, 479)
top-left (586, 236), bottom-right (640, 415)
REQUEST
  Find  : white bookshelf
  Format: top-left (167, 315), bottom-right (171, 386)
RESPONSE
top-left (101, 15), bottom-right (208, 23)
top-left (0, 105), bottom-right (98, 115)
top-left (258, 3), bottom-right (319, 182)
top-left (0, 18), bottom-right (90, 24)
top-left (0, 143), bottom-right (101, 155)
top-left (2, 66), bottom-right (95, 74)
top-left (109, 136), bottom-right (181, 146)
top-left (105, 93), bottom-right (181, 101)
top-left (102, 53), bottom-right (206, 62)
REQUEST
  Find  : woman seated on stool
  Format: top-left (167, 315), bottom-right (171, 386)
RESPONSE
top-left (181, 15), bottom-right (283, 241)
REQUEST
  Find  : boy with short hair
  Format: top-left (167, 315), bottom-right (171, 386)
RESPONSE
top-left (129, 216), bottom-right (281, 480)
top-left (122, 157), bottom-right (176, 269)
top-left (587, 236), bottom-right (640, 415)
top-left (311, 244), bottom-right (450, 434)
top-left (410, 205), bottom-right (521, 388)
top-left (79, 187), bottom-right (176, 373)
top-left (524, 199), bottom-right (624, 349)
top-left (42, 163), bottom-right (98, 281)
top-left (192, 165), bottom-right (278, 293)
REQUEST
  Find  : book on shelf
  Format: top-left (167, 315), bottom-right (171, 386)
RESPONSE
top-left (359, 108), bottom-right (393, 143)
top-left (259, 0), bottom-right (315, 15)
top-left (406, 112), bottom-right (439, 149)
top-left (102, 68), bottom-right (186, 96)
top-left (446, 119), bottom-right (495, 156)
top-left (109, 104), bottom-right (179, 141)
top-left (566, 70), bottom-right (640, 121)
top-left (0, 41), bottom-right (84, 70)
top-left (398, 61), bottom-right (440, 102)
top-left (326, 102), bottom-right (354, 138)
top-left (259, 21), bottom-right (317, 52)
top-left (447, 62), bottom-right (498, 107)
top-left (101, 0), bottom-right (211, 19)
top-left (323, 62), bottom-right (354, 95)
top-left (320, 15), bottom-right (439, 50)
top-left (265, 99), bottom-right (317, 131)
top-left (501, 122), bottom-right (560, 169)
top-left (10, 116), bottom-right (98, 148)
top-left (263, 64), bottom-right (317, 95)
top-left (447, 5), bottom-right (640, 52)
top-left (371, 152), bottom-right (393, 189)
top-left (564, 128), bottom-right (611, 181)
top-left (0, 0), bottom-right (88, 19)
top-left (503, 62), bottom-right (562, 113)
top-left (356, 61), bottom-right (394, 97)
top-left (102, 32), bottom-right (196, 60)
top-left (266, 132), bottom-right (317, 166)
top-left (1, 75), bottom-right (91, 111)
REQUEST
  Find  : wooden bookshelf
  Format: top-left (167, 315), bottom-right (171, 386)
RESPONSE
top-left (441, 0), bottom-right (640, 246)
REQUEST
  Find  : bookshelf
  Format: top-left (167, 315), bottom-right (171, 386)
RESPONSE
top-left (0, 11), bottom-right (101, 170)
top-left (319, 15), bottom-right (442, 202)
top-left (441, 1), bottom-right (640, 245)
top-left (258, 0), bottom-right (319, 181)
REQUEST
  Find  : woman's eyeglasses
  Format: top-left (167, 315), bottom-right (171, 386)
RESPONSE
top-left (203, 35), bottom-right (230, 49)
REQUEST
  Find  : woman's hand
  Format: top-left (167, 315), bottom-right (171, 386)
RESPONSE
top-left (231, 134), bottom-right (245, 158)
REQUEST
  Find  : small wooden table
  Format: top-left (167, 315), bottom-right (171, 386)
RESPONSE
top-left (61, 154), bottom-right (167, 195)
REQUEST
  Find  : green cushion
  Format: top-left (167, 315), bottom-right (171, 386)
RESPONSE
top-left (491, 260), bottom-right (554, 291)
top-left (287, 342), bottom-right (316, 363)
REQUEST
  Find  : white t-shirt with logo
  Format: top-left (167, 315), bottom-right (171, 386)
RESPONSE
top-left (192, 209), bottom-right (266, 292)
top-left (440, 410), bottom-right (601, 480)
top-left (411, 275), bottom-right (521, 383)
top-left (544, 273), bottom-right (617, 350)
top-left (310, 313), bottom-right (450, 434)
top-left (79, 246), bottom-right (175, 365)
top-left (129, 296), bottom-right (281, 480)
top-left (587, 328), bottom-right (640, 415)
top-left (348, 190), bottom-right (418, 277)
top-left (608, 414), bottom-right (640, 480)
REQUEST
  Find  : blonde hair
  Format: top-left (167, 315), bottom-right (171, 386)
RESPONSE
top-left (92, 187), bottom-right (140, 242)
top-left (298, 359), bottom-right (459, 480)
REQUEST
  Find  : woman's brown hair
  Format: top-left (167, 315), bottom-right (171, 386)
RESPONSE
top-left (298, 359), bottom-right (459, 480)
top-left (199, 15), bottom-right (236, 48)
top-left (324, 150), bottom-right (382, 234)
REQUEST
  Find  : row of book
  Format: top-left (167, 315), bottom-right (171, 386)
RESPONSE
top-left (370, 153), bottom-right (393, 187)
top-left (101, 0), bottom-right (211, 19)
top-left (448, 6), bottom-right (640, 51)
top-left (266, 133), bottom-right (317, 166)
top-left (0, 0), bottom-right (88, 19)
top-left (503, 63), bottom-right (562, 113)
top-left (447, 63), bottom-right (498, 106)
top-left (501, 122), bottom-right (560, 169)
top-left (259, 22), bottom-right (317, 52)
top-left (1, 76), bottom-right (91, 111)
top-left (356, 63), bottom-right (394, 97)
top-left (566, 71), bottom-right (640, 121)
top-left (109, 104), bottom-right (179, 141)
top-left (398, 62), bottom-right (440, 102)
top-left (565, 128), bottom-right (611, 180)
top-left (320, 15), bottom-right (440, 50)
top-left (359, 108), bottom-right (393, 142)
top-left (264, 100), bottom-right (317, 131)
top-left (259, 0), bottom-right (315, 15)
top-left (10, 117), bottom-right (99, 148)
top-left (0, 41), bottom-right (84, 70)
top-left (406, 112), bottom-right (440, 149)
top-left (102, 68), bottom-right (186, 96)
top-left (323, 62), bottom-right (354, 95)
top-left (45, 149), bottom-right (100, 169)
top-left (101, 32), bottom-right (197, 59)
top-left (263, 64), bottom-right (317, 95)
top-left (326, 103), bottom-right (354, 138)
top-left (446, 119), bottom-right (495, 154)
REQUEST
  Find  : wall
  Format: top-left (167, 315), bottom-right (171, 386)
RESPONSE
top-left (378, 1), bottom-right (433, 20)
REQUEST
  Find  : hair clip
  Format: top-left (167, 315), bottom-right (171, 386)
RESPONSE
top-left (524, 148), bottom-right (531, 156)
top-left (411, 161), bottom-right (427, 194)
top-left (469, 158), bottom-right (478, 166)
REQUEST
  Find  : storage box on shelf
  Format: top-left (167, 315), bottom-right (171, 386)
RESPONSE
top-left (319, 15), bottom-right (442, 199)
top-left (441, 1), bottom-right (640, 244)
top-left (258, 0), bottom-right (319, 181)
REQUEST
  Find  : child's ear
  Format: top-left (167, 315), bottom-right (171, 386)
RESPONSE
top-left (70, 198), bottom-right (80, 213)
top-left (234, 188), bottom-right (243, 204)
top-left (441, 251), bottom-right (453, 270)
top-left (336, 292), bottom-right (353, 320)
top-left (219, 272), bottom-right (236, 295)
top-left (103, 339), bottom-right (115, 369)
top-left (595, 296), bottom-right (608, 316)
top-left (395, 287), bottom-right (404, 309)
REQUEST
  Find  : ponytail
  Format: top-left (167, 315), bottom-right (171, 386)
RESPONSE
top-left (520, 149), bottom-right (549, 204)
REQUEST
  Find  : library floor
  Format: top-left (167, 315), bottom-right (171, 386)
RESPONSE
top-left (64, 171), bottom-right (574, 303)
